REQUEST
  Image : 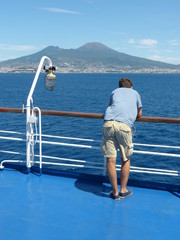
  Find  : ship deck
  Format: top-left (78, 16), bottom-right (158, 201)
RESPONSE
top-left (0, 168), bottom-right (179, 240)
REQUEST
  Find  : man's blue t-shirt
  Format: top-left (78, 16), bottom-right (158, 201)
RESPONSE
top-left (104, 88), bottom-right (142, 128)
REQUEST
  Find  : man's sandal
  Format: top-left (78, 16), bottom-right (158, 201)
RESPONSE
top-left (109, 191), bottom-right (121, 200)
top-left (119, 189), bottom-right (133, 199)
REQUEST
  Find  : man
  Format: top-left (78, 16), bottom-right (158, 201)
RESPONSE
top-left (102, 78), bottom-right (142, 200)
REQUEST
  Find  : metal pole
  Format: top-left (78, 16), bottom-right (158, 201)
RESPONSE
top-left (33, 107), bottom-right (42, 174)
top-left (26, 56), bottom-right (52, 173)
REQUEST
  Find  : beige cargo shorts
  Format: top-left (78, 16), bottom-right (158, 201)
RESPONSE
top-left (101, 120), bottom-right (133, 162)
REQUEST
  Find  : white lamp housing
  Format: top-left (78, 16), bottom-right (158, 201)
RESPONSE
top-left (44, 66), bottom-right (56, 91)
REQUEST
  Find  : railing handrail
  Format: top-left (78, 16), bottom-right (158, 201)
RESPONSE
top-left (1, 107), bottom-right (180, 124)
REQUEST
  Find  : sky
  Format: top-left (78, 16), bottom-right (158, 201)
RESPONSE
top-left (0, 0), bottom-right (180, 64)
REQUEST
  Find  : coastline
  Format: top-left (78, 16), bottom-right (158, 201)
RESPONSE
top-left (0, 67), bottom-right (180, 74)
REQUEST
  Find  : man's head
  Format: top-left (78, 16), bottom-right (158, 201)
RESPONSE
top-left (119, 78), bottom-right (133, 88)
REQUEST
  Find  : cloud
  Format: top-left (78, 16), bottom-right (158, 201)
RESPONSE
top-left (138, 39), bottom-right (158, 47)
top-left (128, 38), bottom-right (136, 44)
top-left (40, 7), bottom-right (80, 15)
top-left (128, 38), bottom-right (158, 48)
top-left (0, 56), bottom-right (17, 61)
top-left (148, 55), bottom-right (180, 64)
top-left (0, 44), bottom-right (37, 51)
top-left (169, 39), bottom-right (180, 46)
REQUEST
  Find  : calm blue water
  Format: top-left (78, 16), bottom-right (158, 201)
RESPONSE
top-left (0, 73), bottom-right (180, 186)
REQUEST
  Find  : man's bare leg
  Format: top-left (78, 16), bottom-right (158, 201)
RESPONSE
top-left (120, 159), bottom-right (130, 193)
top-left (107, 157), bottom-right (119, 196)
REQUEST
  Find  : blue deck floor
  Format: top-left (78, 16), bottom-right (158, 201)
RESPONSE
top-left (0, 169), bottom-right (179, 240)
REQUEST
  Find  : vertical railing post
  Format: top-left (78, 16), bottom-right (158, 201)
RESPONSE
top-left (33, 107), bottom-right (42, 175)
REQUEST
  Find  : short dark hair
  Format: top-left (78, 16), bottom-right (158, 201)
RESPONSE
top-left (119, 78), bottom-right (133, 88)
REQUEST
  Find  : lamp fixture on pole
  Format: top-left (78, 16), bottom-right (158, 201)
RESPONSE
top-left (44, 66), bottom-right (56, 91)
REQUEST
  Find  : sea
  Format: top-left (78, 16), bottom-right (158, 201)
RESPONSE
top-left (0, 73), bottom-right (180, 187)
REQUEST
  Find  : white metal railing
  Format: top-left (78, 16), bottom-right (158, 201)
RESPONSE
top-left (0, 129), bottom-right (179, 177)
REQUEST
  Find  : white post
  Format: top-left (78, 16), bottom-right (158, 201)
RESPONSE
top-left (26, 56), bottom-right (52, 172)
top-left (32, 107), bottom-right (42, 174)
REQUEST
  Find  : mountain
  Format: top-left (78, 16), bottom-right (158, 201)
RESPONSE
top-left (0, 42), bottom-right (179, 73)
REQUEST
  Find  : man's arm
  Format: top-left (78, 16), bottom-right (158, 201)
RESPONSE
top-left (137, 107), bottom-right (142, 118)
